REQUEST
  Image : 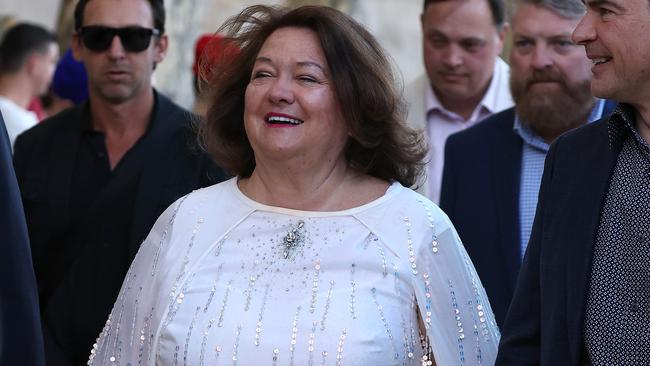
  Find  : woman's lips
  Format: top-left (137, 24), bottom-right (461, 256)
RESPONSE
top-left (265, 112), bottom-right (304, 126)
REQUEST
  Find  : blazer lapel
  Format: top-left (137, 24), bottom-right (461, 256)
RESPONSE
top-left (490, 109), bottom-right (523, 291)
top-left (566, 119), bottom-right (621, 364)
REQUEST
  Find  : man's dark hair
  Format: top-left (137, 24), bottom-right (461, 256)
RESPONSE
top-left (73, 0), bottom-right (165, 33)
top-left (424, 0), bottom-right (506, 28)
top-left (0, 23), bottom-right (57, 74)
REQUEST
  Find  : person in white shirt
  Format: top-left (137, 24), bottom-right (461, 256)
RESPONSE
top-left (0, 23), bottom-right (58, 149)
top-left (406, 0), bottom-right (513, 203)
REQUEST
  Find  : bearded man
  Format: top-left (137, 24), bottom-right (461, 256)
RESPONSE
top-left (438, 0), bottom-right (617, 326)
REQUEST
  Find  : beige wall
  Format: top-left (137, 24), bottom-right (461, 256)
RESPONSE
top-left (159, 0), bottom-right (424, 108)
top-left (2, 0), bottom-right (516, 109)
top-left (1, 0), bottom-right (61, 29)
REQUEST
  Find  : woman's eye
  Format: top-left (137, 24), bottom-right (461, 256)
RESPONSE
top-left (299, 76), bottom-right (318, 83)
top-left (252, 71), bottom-right (272, 79)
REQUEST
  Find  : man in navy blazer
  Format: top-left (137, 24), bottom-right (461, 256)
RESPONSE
top-left (439, 0), bottom-right (615, 326)
top-left (0, 111), bottom-right (45, 366)
top-left (497, 0), bottom-right (650, 363)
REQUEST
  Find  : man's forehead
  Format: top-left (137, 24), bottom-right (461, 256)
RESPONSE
top-left (83, 0), bottom-right (154, 28)
top-left (425, 27), bottom-right (490, 43)
top-left (423, 0), bottom-right (498, 35)
top-left (582, 0), bottom-right (625, 8)
top-left (512, 3), bottom-right (581, 34)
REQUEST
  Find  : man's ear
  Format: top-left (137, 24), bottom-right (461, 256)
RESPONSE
top-left (24, 52), bottom-right (41, 76)
top-left (71, 33), bottom-right (84, 61)
top-left (496, 22), bottom-right (510, 54)
top-left (153, 33), bottom-right (168, 63)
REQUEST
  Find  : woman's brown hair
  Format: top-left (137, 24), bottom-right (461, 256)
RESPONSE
top-left (200, 5), bottom-right (427, 187)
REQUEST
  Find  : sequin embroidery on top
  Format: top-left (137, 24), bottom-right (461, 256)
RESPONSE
top-left (309, 259), bottom-right (321, 314)
top-left (307, 321), bottom-right (318, 365)
top-left (199, 319), bottom-right (216, 366)
top-left (417, 199), bottom-right (440, 254)
top-left (349, 263), bottom-right (357, 319)
top-left (88, 182), bottom-right (502, 365)
top-left (152, 196), bottom-right (188, 276)
top-left (254, 284), bottom-right (271, 346)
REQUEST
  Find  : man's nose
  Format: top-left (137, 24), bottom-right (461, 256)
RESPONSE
top-left (572, 13), bottom-right (596, 46)
top-left (443, 44), bottom-right (463, 68)
top-left (531, 45), bottom-right (553, 70)
top-left (107, 34), bottom-right (126, 58)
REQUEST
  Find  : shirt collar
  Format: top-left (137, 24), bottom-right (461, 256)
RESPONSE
top-left (514, 98), bottom-right (607, 153)
top-left (82, 89), bottom-right (161, 134)
top-left (608, 103), bottom-right (650, 153)
top-left (425, 57), bottom-right (513, 121)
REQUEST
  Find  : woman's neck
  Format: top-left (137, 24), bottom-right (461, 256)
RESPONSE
top-left (238, 158), bottom-right (389, 211)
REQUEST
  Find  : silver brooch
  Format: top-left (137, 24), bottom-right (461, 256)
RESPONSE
top-left (281, 220), bottom-right (305, 259)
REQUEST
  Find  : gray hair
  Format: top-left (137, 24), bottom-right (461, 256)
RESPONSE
top-left (514, 0), bottom-right (585, 20)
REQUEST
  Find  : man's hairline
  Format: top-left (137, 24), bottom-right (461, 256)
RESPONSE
top-left (510, 2), bottom-right (585, 27)
top-left (423, 0), bottom-right (505, 29)
top-left (78, 0), bottom-right (161, 34)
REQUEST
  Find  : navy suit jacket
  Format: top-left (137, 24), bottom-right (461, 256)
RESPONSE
top-left (0, 111), bottom-right (45, 366)
top-left (440, 102), bottom-right (616, 326)
top-left (496, 107), bottom-right (624, 365)
top-left (440, 108), bottom-right (522, 326)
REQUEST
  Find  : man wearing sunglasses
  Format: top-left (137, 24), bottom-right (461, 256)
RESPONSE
top-left (12, 0), bottom-right (226, 364)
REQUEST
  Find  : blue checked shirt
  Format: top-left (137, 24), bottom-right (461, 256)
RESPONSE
top-left (514, 99), bottom-right (605, 260)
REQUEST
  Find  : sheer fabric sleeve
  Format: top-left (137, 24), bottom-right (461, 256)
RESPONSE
top-left (412, 200), bottom-right (500, 365)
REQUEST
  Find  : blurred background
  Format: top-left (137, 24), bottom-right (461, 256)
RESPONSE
top-left (2, 0), bottom-right (439, 110)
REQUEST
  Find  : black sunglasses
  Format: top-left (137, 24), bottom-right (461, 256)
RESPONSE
top-left (78, 26), bottom-right (160, 53)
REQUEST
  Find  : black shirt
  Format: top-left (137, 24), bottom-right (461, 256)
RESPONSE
top-left (13, 91), bottom-right (226, 366)
top-left (45, 100), bottom-right (164, 365)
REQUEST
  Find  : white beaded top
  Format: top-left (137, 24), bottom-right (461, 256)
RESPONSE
top-left (88, 178), bottom-right (499, 365)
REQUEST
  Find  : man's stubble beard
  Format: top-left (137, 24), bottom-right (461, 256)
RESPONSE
top-left (511, 70), bottom-right (595, 142)
top-left (93, 78), bottom-right (144, 105)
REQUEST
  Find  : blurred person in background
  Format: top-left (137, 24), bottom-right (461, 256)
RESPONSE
top-left (41, 48), bottom-right (89, 117)
top-left (191, 33), bottom-right (230, 117)
top-left (0, 23), bottom-right (58, 149)
top-left (12, 0), bottom-right (226, 364)
top-left (406, 0), bottom-right (513, 203)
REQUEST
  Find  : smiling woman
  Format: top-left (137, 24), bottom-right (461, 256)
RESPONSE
top-left (202, 5), bottom-right (426, 190)
top-left (88, 5), bottom-right (500, 366)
